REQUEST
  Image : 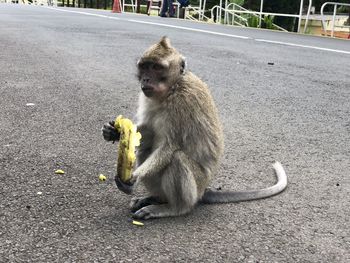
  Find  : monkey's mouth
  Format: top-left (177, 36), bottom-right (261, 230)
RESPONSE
top-left (141, 85), bottom-right (154, 97)
top-left (141, 85), bottom-right (153, 91)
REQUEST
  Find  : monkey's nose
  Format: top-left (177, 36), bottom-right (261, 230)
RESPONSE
top-left (142, 77), bottom-right (150, 83)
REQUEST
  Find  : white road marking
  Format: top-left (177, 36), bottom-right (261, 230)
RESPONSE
top-left (126, 19), bottom-right (251, 39)
top-left (46, 7), bottom-right (350, 55)
top-left (46, 7), bottom-right (120, 19)
top-left (47, 7), bottom-right (249, 39)
top-left (255, 38), bottom-right (350, 55)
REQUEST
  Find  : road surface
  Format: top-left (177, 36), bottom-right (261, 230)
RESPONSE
top-left (0, 4), bottom-right (349, 262)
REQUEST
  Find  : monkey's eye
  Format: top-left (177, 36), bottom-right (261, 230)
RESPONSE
top-left (152, 64), bottom-right (164, 71)
top-left (159, 76), bottom-right (167, 82)
top-left (138, 63), bottom-right (149, 70)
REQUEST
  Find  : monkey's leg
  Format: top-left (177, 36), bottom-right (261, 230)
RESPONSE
top-left (130, 196), bottom-right (164, 213)
top-left (132, 151), bottom-right (198, 220)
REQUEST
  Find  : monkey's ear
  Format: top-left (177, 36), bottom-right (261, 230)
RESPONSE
top-left (159, 36), bottom-right (171, 49)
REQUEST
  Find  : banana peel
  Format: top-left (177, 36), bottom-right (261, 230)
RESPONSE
top-left (114, 115), bottom-right (142, 184)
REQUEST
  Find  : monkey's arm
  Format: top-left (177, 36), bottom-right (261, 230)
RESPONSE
top-left (135, 124), bottom-right (154, 151)
top-left (135, 124), bottom-right (154, 166)
top-left (132, 144), bottom-right (176, 182)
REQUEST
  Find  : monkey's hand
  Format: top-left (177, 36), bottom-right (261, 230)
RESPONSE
top-left (115, 176), bottom-right (134, 195)
top-left (130, 169), bottom-right (142, 185)
top-left (102, 121), bottom-right (120, 142)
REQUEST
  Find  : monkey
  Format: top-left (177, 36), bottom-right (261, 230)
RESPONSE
top-left (102, 36), bottom-right (287, 220)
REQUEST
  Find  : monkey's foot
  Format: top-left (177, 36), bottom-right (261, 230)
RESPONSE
top-left (132, 204), bottom-right (185, 220)
top-left (130, 196), bottom-right (162, 213)
top-left (115, 176), bottom-right (133, 195)
top-left (132, 205), bottom-right (164, 220)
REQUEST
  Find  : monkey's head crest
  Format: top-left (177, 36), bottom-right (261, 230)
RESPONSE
top-left (141, 36), bottom-right (179, 61)
top-left (158, 36), bottom-right (172, 49)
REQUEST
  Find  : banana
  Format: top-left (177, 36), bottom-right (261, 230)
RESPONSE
top-left (98, 174), bottom-right (107, 182)
top-left (114, 115), bottom-right (142, 183)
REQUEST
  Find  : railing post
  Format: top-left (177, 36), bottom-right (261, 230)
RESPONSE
top-left (198, 0), bottom-right (202, 21)
top-left (202, 0), bottom-right (207, 21)
top-left (259, 0), bottom-right (264, 28)
top-left (232, 4), bottom-right (235, 26)
top-left (224, 0), bottom-right (228, 24)
top-left (303, 0), bottom-right (312, 34)
top-left (331, 3), bottom-right (337, 37)
top-left (297, 0), bottom-right (304, 33)
top-left (219, 0), bottom-right (222, 24)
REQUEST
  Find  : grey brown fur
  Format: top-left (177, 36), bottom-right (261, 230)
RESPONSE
top-left (102, 37), bottom-right (287, 220)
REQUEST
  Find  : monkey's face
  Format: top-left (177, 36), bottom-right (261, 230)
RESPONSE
top-left (136, 37), bottom-right (186, 100)
top-left (137, 60), bottom-right (172, 99)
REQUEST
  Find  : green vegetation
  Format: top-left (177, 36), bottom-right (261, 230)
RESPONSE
top-left (263, 15), bottom-right (274, 30)
top-left (242, 0), bottom-right (350, 31)
top-left (247, 15), bottom-right (258, 28)
top-left (205, 0), bottom-right (349, 32)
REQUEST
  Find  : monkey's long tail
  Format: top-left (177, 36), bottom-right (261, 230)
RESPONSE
top-left (201, 162), bottom-right (287, 204)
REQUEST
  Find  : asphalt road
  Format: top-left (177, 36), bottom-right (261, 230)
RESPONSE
top-left (0, 4), bottom-right (349, 262)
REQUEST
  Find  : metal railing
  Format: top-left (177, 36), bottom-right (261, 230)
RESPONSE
top-left (321, 2), bottom-right (350, 37)
top-left (211, 2), bottom-right (288, 31)
top-left (211, 3), bottom-right (248, 27)
top-left (122, 0), bottom-right (135, 13)
top-left (2, 0), bottom-right (58, 5)
top-left (209, 0), bottom-right (312, 33)
top-left (185, 4), bottom-right (210, 21)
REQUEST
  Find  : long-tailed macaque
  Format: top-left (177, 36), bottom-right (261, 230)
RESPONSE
top-left (102, 37), bottom-right (287, 220)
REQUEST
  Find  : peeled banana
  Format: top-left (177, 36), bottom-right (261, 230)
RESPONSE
top-left (98, 174), bottom-right (107, 182)
top-left (114, 115), bottom-right (142, 183)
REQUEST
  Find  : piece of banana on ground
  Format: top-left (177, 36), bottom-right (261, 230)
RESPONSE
top-left (114, 115), bottom-right (142, 184)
